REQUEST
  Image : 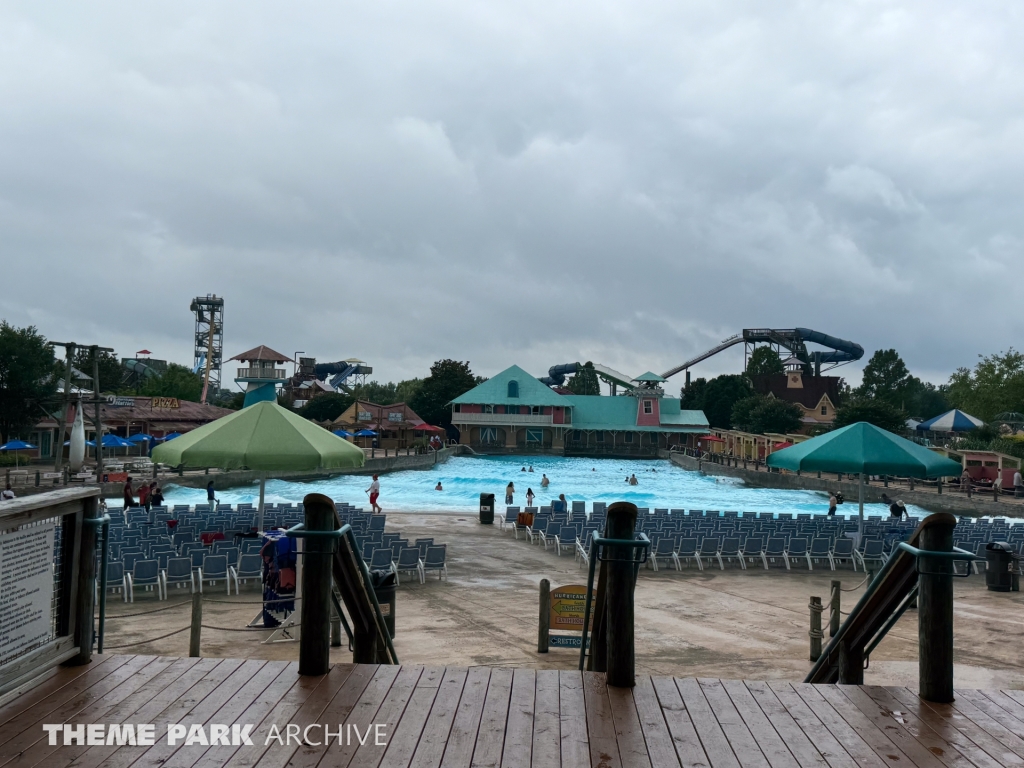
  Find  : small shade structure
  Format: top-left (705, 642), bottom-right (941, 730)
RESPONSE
top-left (412, 423), bottom-right (443, 432)
top-left (0, 440), bottom-right (36, 467)
top-left (766, 422), bottom-right (963, 537)
top-left (916, 409), bottom-right (984, 432)
top-left (152, 401), bottom-right (365, 531)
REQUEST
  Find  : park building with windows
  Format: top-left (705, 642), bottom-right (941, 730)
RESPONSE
top-left (450, 365), bottom-right (709, 456)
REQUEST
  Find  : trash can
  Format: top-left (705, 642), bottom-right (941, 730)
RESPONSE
top-left (479, 492), bottom-right (495, 525)
top-left (985, 542), bottom-right (1019, 592)
top-left (370, 570), bottom-right (397, 638)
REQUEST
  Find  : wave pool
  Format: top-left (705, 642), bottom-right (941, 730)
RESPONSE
top-left (160, 454), bottom-right (899, 518)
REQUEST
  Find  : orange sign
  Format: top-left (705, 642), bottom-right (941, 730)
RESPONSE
top-left (549, 585), bottom-right (591, 631)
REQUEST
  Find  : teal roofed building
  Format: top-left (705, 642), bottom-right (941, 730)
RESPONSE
top-left (450, 364), bottom-right (708, 456)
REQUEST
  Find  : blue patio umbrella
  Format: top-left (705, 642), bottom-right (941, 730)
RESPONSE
top-left (355, 429), bottom-right (377, 437)
top-left (101, 434), bottom-right (133, 448)
top-left (333, 429), bottom-right (354, 437)
top-left (127, 433), bottom-right (154, 443)
top-left (0, 440), bottom-right (36, 467)
top-left (916, 409), bottom-right (984, 432)
top-left (159, 432), bottom-right (182, 441)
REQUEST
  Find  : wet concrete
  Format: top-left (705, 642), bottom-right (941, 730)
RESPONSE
top-left (102, 512), bottom-right (1024, 687)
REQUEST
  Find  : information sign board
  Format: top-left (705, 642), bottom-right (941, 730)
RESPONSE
top-left (0, 522), bottom-right (56, 665)
top-left (549, 584), bottom-right (589, 631)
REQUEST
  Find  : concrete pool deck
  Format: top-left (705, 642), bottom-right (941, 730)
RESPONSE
top-left (102, 513), bottom-right (1024, 688)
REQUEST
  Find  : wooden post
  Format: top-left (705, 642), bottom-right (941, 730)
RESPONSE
top-left (919, 513), bottom-right (955, 703)
top-left (538, 579), bottom-right (550, 653)
top-left (189, 590), bottom-right (202, 657)
top-left (909, 477), bottom-right (914, 491)
top-left (808, 596), bottom-right (822, 661)
top-left (837, 640), bottom-right (863, 685)
top-left (299, 493), bottom-right (336, 675)
top-left (830, 580), bottom-right (841, 637)
top-left (605, 501), bottom-right (638, 688)
top-left (92, 350), bottom-right (103, 484)
top-left (66, 494), bottom-right (99, 666)
top-left (993, 484), bottom-right (999, 502)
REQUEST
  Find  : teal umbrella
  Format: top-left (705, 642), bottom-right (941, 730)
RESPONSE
top-left (766, 422), bottom-right (963, 536)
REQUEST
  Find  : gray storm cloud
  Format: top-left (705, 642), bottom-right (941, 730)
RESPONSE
top-left (1, 1), bottom-right (1021, 386)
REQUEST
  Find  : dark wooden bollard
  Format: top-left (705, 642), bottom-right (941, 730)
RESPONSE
top-left (838, 640), bottom-right (863, 684)
top-left (809, 597), bottom-right (823, 662)
top-left (66, 494), bottom-right (100, 666)
top-left (919, 512), bottom-right (956, 703)
top-left (605, 501), bottom-right (638, 688)
top-left (538, 579), bottom-right (550, 653)
top-left (299, 493), bottom-right (337, 676)
top-left (830, 580), bottom-right (841, 638)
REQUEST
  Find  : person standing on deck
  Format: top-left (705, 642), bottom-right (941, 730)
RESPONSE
top-left (206, 480), bottom-right (216, 506)
top-left (1, 483), bottom-right (14, 501)
top-left (827, 492), bottom-right (837, 516)
top-left (138, 481), bottom-right (150, 512)
top-left (123, 478), bottom-right (134, 509)
top-left (1014, 469), bottom-right (1024, 498)
top-left (366, 474), bottom-right (382, 513)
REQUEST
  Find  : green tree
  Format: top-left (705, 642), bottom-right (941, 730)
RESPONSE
top-left (0, 322), bottom-right (57, 442)
top-left (679, 377), bottom-right (708, 410)
top-left (395, 378), bottom-right (423, 404)
top-left (410, 359), bottom-right (478, 429)
top-left (905, 380), bottom-right (950, 420)
top-left (832, 399), bottom-right (907, 433)
top-left (351, 381), bottom-right (398, 404)
top-left (855, 349), bottom-right (914, 408)
top-left (745, 347), bottom-right (784, 377)
top-left (73, 348), bottom-right (123, 393)
top-left (731, 395), bottom-right (803, 434)
top-left (140, 363), bottom-right (203, 402)
top-left (566, 362), bottom-right (600, 395)
top-left (701, 374), bottom-right (753, 429)
top-left (298, 393), bottom-right (355, 422)
top-left (946, 349), bottom-right (1024, 421)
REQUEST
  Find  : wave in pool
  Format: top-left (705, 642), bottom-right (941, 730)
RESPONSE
top-left (159, 454), bottom-right (905, 518)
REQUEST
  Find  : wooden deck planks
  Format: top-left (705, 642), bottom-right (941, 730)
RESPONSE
top-left (2, 656), bottom-right (1022, 768)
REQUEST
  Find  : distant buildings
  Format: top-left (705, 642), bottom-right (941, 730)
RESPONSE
top-left (331, 400), bottom-right (429, 450)
top-left (748, 372), bottom-right (840, 428)
top-left (450, 365), bottom-right (709, 457)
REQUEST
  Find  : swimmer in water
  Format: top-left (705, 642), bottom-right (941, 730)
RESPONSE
top-left (435, 482), bottom-right (443, 491)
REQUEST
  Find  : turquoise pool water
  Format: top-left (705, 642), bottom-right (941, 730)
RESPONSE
top-left (160, 455), bottom-right (897, 518)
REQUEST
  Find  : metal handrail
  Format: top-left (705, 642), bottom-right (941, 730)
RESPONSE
top-left (805, 531), bottom-right (982, 683)
top-left (84, 513), bottom-right (111, 653)
top-left (285, 523), bottom-right (398, 664)
top-left (577, 533), bottom-right (651, 671)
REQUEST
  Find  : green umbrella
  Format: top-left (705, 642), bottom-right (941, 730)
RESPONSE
top-left (766, 422), bottom-right (963, 536)
top-left (152, 401), bottom-right (365, 530)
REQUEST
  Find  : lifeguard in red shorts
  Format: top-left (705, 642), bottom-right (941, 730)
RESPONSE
top-left (366, 474), bottom-right (382, 514)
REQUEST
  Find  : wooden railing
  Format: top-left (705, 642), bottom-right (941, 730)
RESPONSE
top-left (0, 487), bottom-right (103, 698)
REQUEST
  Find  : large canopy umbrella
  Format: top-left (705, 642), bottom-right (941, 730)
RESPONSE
top-left (766, 422), bottom-right (963, 537)
top-left (152, 401), bottom-right (365, 530)
top-left (916, 409), bottom-right (984, 432)
top-left (412, 423), bottom-right (443, 432)
top-left (0, 440), bottom-right (36, 467)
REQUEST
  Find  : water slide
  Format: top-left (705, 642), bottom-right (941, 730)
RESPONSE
top-left (660, 328), bottom-right (864, 379)
top-left (314, 360), bottom-right (373, 392)
top-left (539, 362), bottom-right (637, 391)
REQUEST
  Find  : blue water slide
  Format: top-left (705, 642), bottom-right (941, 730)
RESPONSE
top-left (539, 363), bottom-right (579, 386)
top-left (793, 328), bottom-right (864, 364)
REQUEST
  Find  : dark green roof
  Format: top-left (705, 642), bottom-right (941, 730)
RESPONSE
top-left (451, 365), bottom-right (569, 407)
top-left (633, 371), bottom-right (667, 383)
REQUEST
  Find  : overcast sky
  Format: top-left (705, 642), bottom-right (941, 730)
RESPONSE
top-left (2, 2), bottom-right (1021, 392)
